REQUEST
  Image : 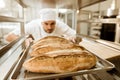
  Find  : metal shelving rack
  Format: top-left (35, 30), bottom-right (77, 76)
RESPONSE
top-left (0, 0), bottom-right (26, 79)
top-left (77, 9), bottom-right (120, 43)
top-left (0, 0), bottom-right (28, 36)
top-left (0, 16), bottom-right (24, 22)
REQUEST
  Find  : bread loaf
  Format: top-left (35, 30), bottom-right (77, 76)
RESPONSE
top-left (23, 36), bottom-right (97, 73)
top-left (23, 51), bottom-right (97, 73)
top-left (32, 36), bottom-right (73, 50)
top-left (30, 36), bottom-right (84, 57)
top-left (30, 43), bottom-right (85, 57)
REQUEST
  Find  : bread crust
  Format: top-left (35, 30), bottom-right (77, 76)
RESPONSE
top-left (23, 36), bottom-right (97, 73)
top-left (30, 43), bottom-right (85, 57)
top-left (30, 36), bottom-right (84, 57)
top-left (23, 51), bottom-right (97, 73)
top-left (32, 36), bottom-right (72, 50)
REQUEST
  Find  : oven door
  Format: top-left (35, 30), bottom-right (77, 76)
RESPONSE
top-left (100, 23), bottom-right (116, 42)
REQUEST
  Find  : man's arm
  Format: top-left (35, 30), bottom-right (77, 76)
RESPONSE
top-left (58, 20), bottom-right (82, 43)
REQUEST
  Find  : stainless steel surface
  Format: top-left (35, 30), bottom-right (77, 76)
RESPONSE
top-left (78, 0), bottom-right (105, 9)
top-left (17, 0), bottom-right (77, 9)
top-left (0, 16), bottom-right (24, 22)
top-left (80, 38), bottom-right (120, 59)
top-left (11, 43), bottom-right (114, 80)
top-left (101, 9), bottom-right (120, 16)
top-left (0, 37), bottom-right (26, 80)
top-left (96, 39), bottom-right (120, 51)
top-left (78, 18), bottom-right (120, 24)
top-left (17, 0), bottom-right (105, 9)
top-left (0, 36), bottom-right (25, 62)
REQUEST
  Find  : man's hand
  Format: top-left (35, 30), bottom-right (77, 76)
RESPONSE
top-left (66, 36), bottom-right (82, 44)
top-left (25, 38), bottom-right (33, 47)
top-left (69, 37), bottom-right (76, 43)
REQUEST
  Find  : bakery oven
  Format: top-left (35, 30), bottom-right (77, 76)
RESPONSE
top-left (100, 15), bottom-right (116, 42)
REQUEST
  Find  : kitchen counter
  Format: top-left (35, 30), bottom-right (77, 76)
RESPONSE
top-left (80, 38), bottom-right (120, 60)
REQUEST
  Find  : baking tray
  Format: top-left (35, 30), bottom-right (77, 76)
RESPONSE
top-left (11, 44), bottom-right (115, 80)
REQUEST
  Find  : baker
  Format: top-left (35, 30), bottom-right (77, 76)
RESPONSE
top-left (5, 8), bottom-right (80, 46)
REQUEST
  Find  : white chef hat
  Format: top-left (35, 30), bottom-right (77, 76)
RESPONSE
top-left (39, 8), bottom-right (57, 22)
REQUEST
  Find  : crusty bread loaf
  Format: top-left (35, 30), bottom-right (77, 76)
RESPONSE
top-left (34, 36), bottom-right (62, 43)
top-left (30, 36), bottom-right (84, 57)
top-left (33, 36), bottom-right (70, 46)
top-left (32, 36), bottom-right (73, 50)
top-left (30, 43), bottom-right (85, 57)
top-left (23, 51), bottom-right (97, 73)
top-left (23, 36), bottom-right (97, 73)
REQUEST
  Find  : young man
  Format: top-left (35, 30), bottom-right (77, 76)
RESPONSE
top-left (5, 8), bottom-right (78, 46)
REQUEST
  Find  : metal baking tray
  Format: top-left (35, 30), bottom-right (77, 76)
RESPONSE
top-left (11, 44), bottom-right (115, 80)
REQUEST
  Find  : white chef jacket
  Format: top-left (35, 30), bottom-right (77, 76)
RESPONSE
top-left (13, 19), bottom-right (76, 41)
